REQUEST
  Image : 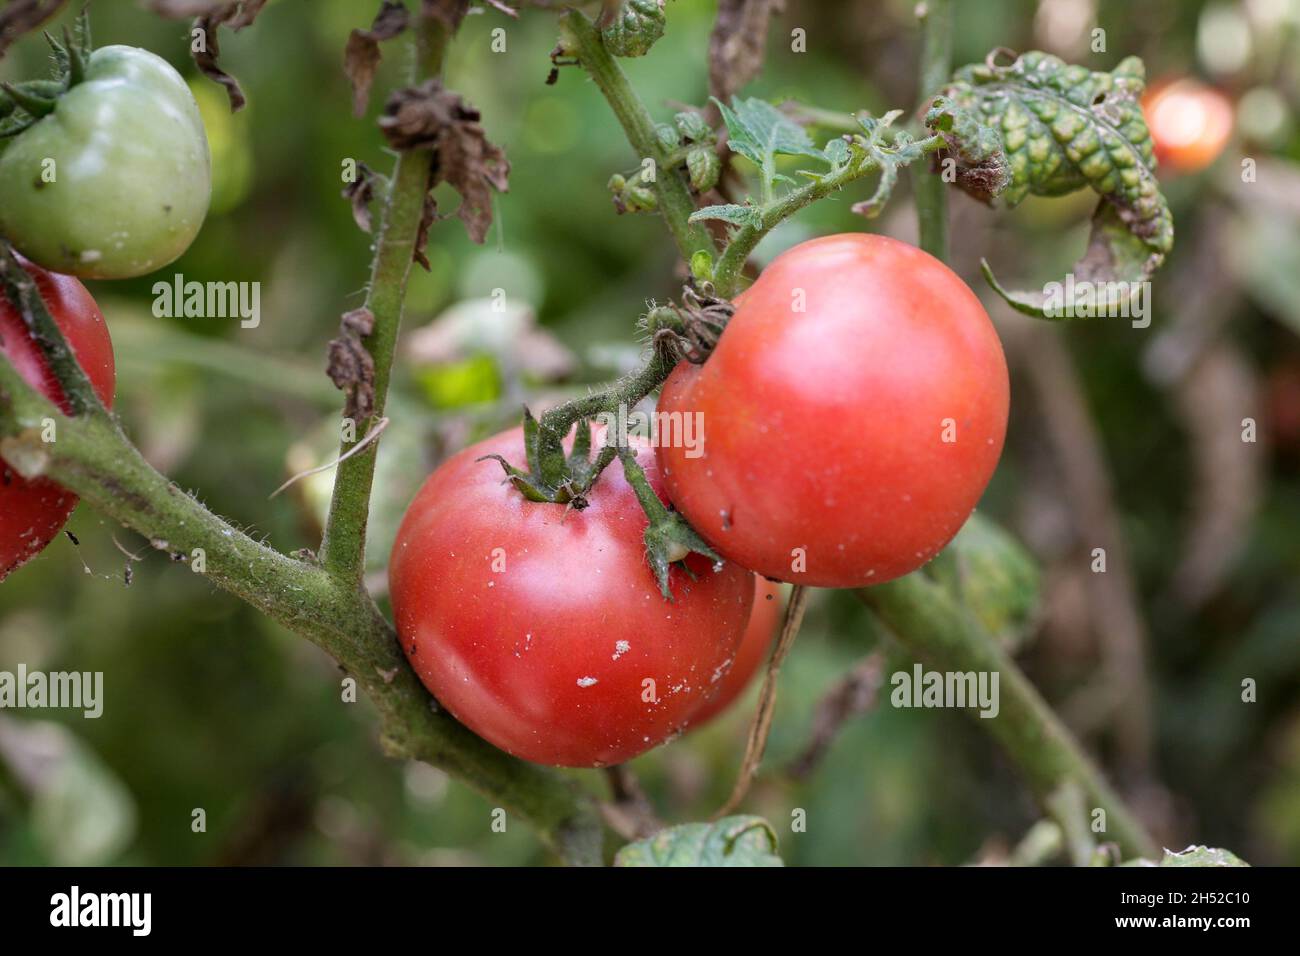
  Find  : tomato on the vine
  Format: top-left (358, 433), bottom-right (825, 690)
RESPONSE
top-left (657, 233), bottom-right (1009, 588)
top-left (0, 259), bottom-right (115, 580)
top-left (389, 426), bottom-right (755, 767)
top-left (688, 578), bottom-right (783, 727)
top-left (0, 46), bottom-right (211, 279)
top-left (1141, 78), bottom-right (1234, 175)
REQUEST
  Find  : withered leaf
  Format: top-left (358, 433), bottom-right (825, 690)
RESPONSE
top-left (379, 80), bottom-right (509, 245)
top-left (708, 0), bottom-right (783, 104)
top-left (327, 308), bottom-right (377, 422)
top-left (413, 188), bottom-right (439, 270)
top-left (341, 161), bottom-right (378, 233)
top-left (345, 0), bottom-right (410, 118)
top-left (423, 0), bottom-right (471, 29)
top-left (194, 15), bottom-right (243, 112)
top-left (0, 0), bottom-right (68, 59)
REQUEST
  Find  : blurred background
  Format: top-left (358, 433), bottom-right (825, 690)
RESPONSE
top-left (1, 0), bottom-right (1299, 865)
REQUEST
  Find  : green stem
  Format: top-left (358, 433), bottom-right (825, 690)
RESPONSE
top-left (0, 244), bottom-right (104, 417)
top-left (318, 20), bottom-right (444, 582)
top-left (559, 10), bottom-right (715, 264)
top-left (856, 575), bottom-right (1158, 860)
top-left (0, 361), bottom-right (603, 865)
top-left (913, 0), bottom-right (952, 260)
top-left (536, 342), bottom-right (674, 458)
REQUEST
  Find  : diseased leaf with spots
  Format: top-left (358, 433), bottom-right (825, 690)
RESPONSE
top-left (615, 815), bottom-right (784, 866)
top-left (941, 51), bottom-right (1173, 319)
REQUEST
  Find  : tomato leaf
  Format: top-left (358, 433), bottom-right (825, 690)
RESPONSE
top-left (714, 96), bottom-right (827, 192)
top-left (614, 815), bottom-right (784, 866)
top-left (1121, 845), bottom-right (1250, 867)
top-left (942, 50), bottom-right (1174, 319)
top-left (691, 202), bottom-right (762, 227)
top-left (927, 513), bottom-right (1040, 654)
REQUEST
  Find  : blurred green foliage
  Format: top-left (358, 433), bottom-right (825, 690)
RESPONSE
top-left (2, 0), bottom-right (1299, 866)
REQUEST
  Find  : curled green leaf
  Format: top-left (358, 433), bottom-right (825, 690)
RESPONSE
top-left (686, 144), bottom-right (721, 192)
top-left (942, 50), bottom-right (1174, 320)
top-left (601, 0), bottom-right (666, 58)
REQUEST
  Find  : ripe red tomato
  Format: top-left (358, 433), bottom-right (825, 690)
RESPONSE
top-left (657, 233), bottom-right (1009, 588)
top-left (0, 260), bottom-right (115, 581)
top-left (389, 426), bottom-right (755, 767)
top-left (689, 577), bottom-right (783, 727)
top-left (1141, 78), bottom-right (1234, 174)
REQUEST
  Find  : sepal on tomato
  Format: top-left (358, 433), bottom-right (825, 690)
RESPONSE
top-left (615, 444), bottom-right (721, 600)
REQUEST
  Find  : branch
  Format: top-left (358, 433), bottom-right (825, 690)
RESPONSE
top-left (558, 9), bottom-right (717, 264)
top-left (913, 0), bottom-right (951, 260)
top-left (0, 359), bottom-right (603, 864)
top-left (856, 575), bottom-right (1158, 859)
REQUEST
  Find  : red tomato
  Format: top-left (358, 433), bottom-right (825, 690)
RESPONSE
top-left (1, 260), bottom-right (115, 581)
top-left (689, 577), bottom-right (783, 727)
top-left (657, 233), bottom-right (1008, 588)
top-left (1142, 78), bottom-right (1234, 174)
top-left (389, 426), bottom-right (755, 767)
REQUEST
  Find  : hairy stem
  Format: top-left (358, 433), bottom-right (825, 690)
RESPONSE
top-left (913, 0), bottom-right (952, 260)
top-left (559, 9), bottom-right (716, 264)
top-left (856, 576), bottom-right (1158, 859)
top-left (318, 19), bottom-right (443, 582)
top-left (0, 245), bottom-right (104, 416)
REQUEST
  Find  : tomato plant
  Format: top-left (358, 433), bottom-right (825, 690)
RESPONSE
top-left (689, 578), bottom-right (783, 727)
top-left (0, 2), bottom-right (1192, 869)
top-left (388, 426), bottom-right (755, 767)
top-left (0, 44), bottom-right (211, 279)
top-left (657, 233), bottom-right (1010, 588)
top-left (1141, 77), bottom-right (1234, 174)
top-left (0, 258), bottom-right (115, 580)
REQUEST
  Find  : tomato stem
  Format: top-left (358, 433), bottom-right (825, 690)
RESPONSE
top-left (913, 0), bottom-right (953, 261)
top-left (715, 585), bottom-right (811, 816)
top-left (559, 9), bottom-right (717, 265)
top-left (857, 576), bottom-right (1160, 859)
top-left (0, 242), bottom-right (106, 417)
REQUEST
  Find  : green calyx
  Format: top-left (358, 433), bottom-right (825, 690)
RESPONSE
top-left (479, 409), bottom-right (615, 509)
top-left (482, 292), bottom-right (733, 599)
top-left (0, 15), bottom-right (93, 138)
top-left (617, 444), bottom-right (722, 601)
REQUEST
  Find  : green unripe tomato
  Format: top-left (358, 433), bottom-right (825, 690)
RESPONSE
top-left (0, 46), bottom-right (212, 279)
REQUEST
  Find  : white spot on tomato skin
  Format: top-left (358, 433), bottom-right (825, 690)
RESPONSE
top-left (576, 676), bottom-right (598, 687)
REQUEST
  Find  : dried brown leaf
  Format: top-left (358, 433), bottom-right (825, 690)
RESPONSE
top-left (345, 0), bottom-right (410, 118)
top-left (0, 0), bottom-right (68, 59)
top-left (328, 308), bottom-right (377, 422)
top-left (708, 0), bottom-right (783, 104)
top-left (341, 162), bottom-right (378, 233)
top-left (422, 0), bottom-right (470, 29)
top-left (379, 80), bottom-right (509, 244)
top-left (194, 15), bottom-right (244, 112)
